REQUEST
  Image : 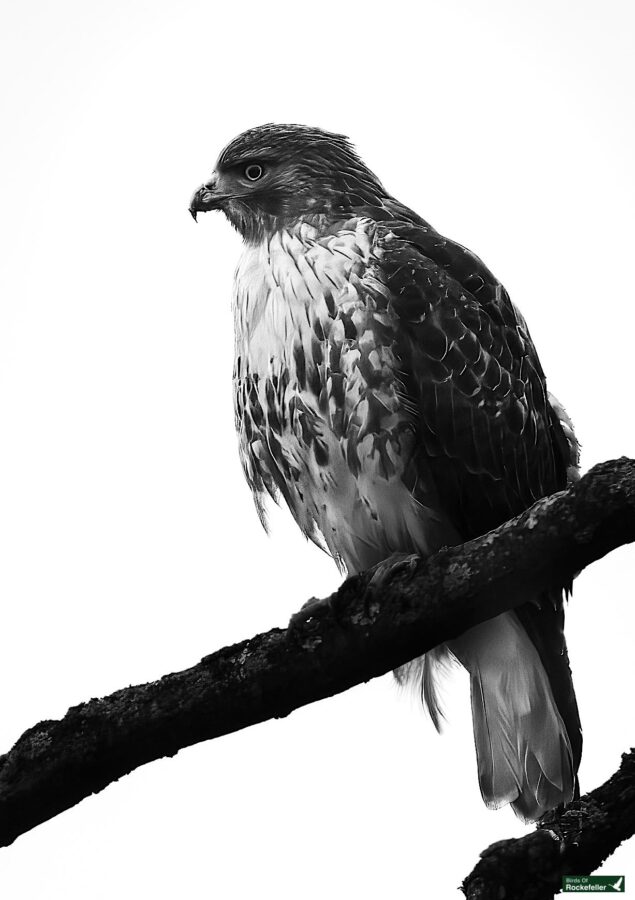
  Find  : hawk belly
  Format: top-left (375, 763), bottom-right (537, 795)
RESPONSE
top-left (233, 220), bottom-right (460, 573)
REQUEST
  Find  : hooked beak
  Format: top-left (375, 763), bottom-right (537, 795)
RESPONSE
top-left (189, 173), bottom-right (224, 221)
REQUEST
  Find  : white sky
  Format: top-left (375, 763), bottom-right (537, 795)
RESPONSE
top-left (0, 1), bottom-right (634, 896)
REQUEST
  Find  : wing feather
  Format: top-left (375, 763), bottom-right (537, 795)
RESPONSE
top-left (374, 222), bottom-right (569, 538)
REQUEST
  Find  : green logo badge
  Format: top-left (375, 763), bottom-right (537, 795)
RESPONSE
top-left (562, 876), bottom-right (625, 893)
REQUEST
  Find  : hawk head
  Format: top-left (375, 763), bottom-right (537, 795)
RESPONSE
top-left (189, 124), bottom-right (386, 242)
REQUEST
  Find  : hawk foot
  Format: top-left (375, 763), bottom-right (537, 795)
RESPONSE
top-left (368, 553), bottom-right (421, 593)
top-left (288, 594), bottom-right (337, 634)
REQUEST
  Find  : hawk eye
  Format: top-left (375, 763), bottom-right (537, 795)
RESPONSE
top-left (244, 163), bottom-right (264, 182)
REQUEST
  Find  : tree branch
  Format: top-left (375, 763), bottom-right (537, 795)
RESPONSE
top-left (462, 748), bottom-right (635, 899)
top-left (1, 457), bottom-right (634, 849)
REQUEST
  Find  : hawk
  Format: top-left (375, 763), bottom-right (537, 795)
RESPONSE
top-left (189, 124), bottom-right (582, 821)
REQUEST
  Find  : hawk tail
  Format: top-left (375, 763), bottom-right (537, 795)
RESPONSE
top-left (449, 608), bottom-right (579, 821)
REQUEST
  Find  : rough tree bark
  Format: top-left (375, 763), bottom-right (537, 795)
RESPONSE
top-left (1, 458), bottom-right (634, 894)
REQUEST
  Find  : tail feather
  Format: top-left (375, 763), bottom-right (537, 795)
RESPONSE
top-left (395, 601), bottom-right (580, 822)
top-left (515, 590), bottom-right (583, 778)
top-left (450, 610), bottom-right (576, 822)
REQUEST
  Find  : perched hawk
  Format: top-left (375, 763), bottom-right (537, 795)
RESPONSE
top-left (190, 124), bottom-right (582, 821)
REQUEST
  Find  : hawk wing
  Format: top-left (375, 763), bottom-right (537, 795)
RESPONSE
top-left (375, 221), bottom-right (571, 538)
top-left (376, 221), bottom-right (582, 782)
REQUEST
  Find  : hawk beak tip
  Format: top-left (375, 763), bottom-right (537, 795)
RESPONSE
top-left (189, 208), bottom-right (198, 222)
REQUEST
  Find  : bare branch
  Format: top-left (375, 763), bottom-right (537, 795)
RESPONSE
top-left (1, 457), bottom-right (634, 848)
top-left (462, 748), bottom-right (635, 899)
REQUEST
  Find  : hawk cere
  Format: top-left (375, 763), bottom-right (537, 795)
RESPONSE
top-left (189, 124), bottom-right (582, 821)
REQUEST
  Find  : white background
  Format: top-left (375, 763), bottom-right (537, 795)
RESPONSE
top-left (1, 1), bottom-right (634, 897)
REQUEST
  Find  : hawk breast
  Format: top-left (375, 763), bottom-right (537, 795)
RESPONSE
top-left (232, 219), bottom-right (458, 571)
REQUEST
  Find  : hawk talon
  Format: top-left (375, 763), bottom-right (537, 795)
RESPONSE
top-left (287, 594), bottom-right (337, 634)
top-left (368, 553), bottom-right (420, 592)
